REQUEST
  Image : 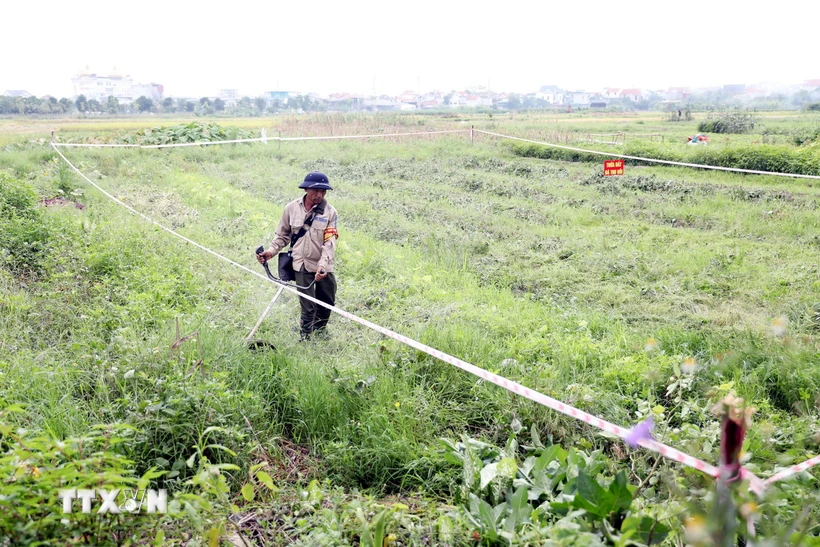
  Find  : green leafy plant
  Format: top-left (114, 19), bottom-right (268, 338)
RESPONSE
top-left (440, 429), bottom-right (670, 545)
top-left (119, 122), bottom-right (255, 146)
top-left (0, 171), bottom-right (50, 274)
top-left (0, 407), bottom-right (159, 545)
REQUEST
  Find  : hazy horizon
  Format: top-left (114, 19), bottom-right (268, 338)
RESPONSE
top-left (3, 0), bottom-right (818, 99)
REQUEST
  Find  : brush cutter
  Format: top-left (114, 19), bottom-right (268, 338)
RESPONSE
top-left (247, 246), bottom-right (321, 351)
top-left (255, 246), bottom-right (316, 290)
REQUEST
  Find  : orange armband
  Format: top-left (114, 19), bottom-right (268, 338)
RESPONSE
top-left (323, 227), bottom-right (338, 243)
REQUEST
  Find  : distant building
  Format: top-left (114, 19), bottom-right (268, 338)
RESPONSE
top-left (399, 90), bottom-right (418, 104)
top-left (619, 88), bottom-right (645, 101)
top-left (448, 91), bottom-right (468, 106)
top-left (71, 69), bottom-right (163, 104)
top-left (362, 98), bottom-right (402, 111)
top-left (664, 87), bottom-right (690, 101)
top-left (743, 86), bottom-right (766, 99)
top-left (536, 85), bottom-right (565, 104)
top-left (2, 90), bottom-right (32, 98)
top-left (800, 79), bottom-right (820, 91)
top-left (131, 83), bottom-right (164, 102)
top-left (327, 93), bottom-right (365, 110)
top-left (722, 84), bottom-right (746, 96)
top-left (601, 88), bottom-right (620, 99)
top-left (219, 89), bottom-right (240, 107)
top-left (465, 95), bottom-right (482, 107)
top-left (420, 90), bottom-right (444, 105)
top-left (569, 91), bottom-right (593, 106)
top-left (264, 90), bottom-right (298, 106)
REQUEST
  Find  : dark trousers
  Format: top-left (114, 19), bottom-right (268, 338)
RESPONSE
top-left (295, 265), bottom-right (336, 338)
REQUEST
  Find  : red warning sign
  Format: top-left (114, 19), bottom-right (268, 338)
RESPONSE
top-left (604, 159), bottom-right (624, 176)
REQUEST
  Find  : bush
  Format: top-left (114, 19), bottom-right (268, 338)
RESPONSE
top-left (0, 414), bottom-right (155, 545)
top-left (0, 172), bottom-right (50, 274)
top-left (792, 126), bottom-right (820, 146)
top-left (110, 370), bottom-right (264, 489)
top-left (697, 111), bottom-right (757, 134)
top-left (664, 107), bottom-right (692, 122)
top-left (803, 102), bottom-right (820, 111)
top-left (0, 408), bottom-right (260, 546)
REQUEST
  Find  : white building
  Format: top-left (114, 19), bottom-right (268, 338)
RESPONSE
top-left (219, 89), bottom-right (240, 107)
top-left (465, 95), bottom-right (482, 107)
top-left (2, 90), bottom-right (33, 98)
top-left (569, 91), bottom-right (593, 105)
top-left (131, 83), bottom-right (164, 102)
top-left (448, 92), bottom-right (467, 106)
top-left (71, 69), bottom-right (163, 104)
top-left (399, 90), bottom-right (418, 104)
top-left (619, 88), bottom-right (646, 101)
top-left (536, 85), bottom-right (565, 105)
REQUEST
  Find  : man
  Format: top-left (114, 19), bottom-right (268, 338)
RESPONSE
top-left (256, 171), bottom-right (339, 340)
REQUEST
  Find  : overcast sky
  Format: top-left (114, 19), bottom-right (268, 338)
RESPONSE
top-left (2, 0), bottom-right (817, 98)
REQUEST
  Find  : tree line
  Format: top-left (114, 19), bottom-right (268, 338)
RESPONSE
top-left (0, 94), bottom-right (331, 116)
top-left (5, 90), bottom-right (819, 117)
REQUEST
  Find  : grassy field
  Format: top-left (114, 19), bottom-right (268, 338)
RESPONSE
top-left (1, 113), bottom-right (819, 545)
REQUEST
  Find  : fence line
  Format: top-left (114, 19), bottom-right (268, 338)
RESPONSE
top-left (54, 127), bottom-right (820, 180)
top-left (51, 129), bottom-right (469, 150)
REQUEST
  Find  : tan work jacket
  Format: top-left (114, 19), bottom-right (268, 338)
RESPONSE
top-left (267, 197), bottom-right (338, 273)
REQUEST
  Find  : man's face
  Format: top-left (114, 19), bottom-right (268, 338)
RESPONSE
top-left (305, 189), bottom-right (326, 208)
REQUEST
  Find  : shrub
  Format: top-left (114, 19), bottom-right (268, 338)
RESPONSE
top-left (112, 371), bottom-right (260, 488)
top-left (0, 172), bottom-right (50, 274)
top-left (664, 107), bottom-right (692, 122)
top-left (0, 408), bottom-right (259, 546)
top-left (792, 126), bottom-right (820, 146)
top-left (0, 414), bottom-right (155, 545)
top-left (697, 111), bottom-right (757, 134)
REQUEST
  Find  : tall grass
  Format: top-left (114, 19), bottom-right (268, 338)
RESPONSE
top-left (1, 117), bottom-right (819, 543)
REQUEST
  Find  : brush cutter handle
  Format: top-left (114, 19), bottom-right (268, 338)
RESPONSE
top-left (255, 245), bottom-right (316, 291)
top-left (255, 245), bottom-right (267, 263)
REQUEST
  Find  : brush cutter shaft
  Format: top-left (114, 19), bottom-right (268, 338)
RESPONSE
top-left (245, 285), bottom-right (284, 341)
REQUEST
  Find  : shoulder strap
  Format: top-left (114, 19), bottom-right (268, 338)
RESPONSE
top-left (289, 200), bottom-right (327, 249)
